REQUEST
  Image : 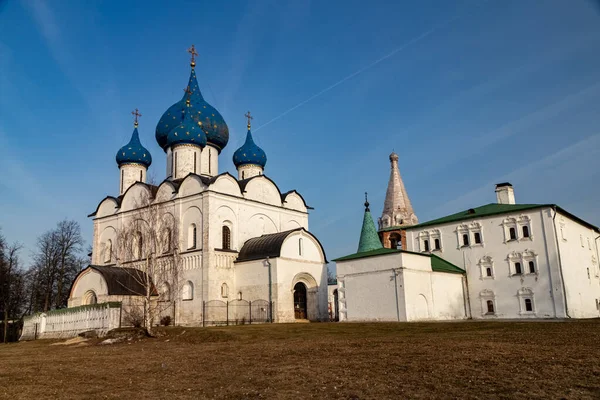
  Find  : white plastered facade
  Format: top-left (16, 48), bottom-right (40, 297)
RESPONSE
top-left (405, 202), bottom-right (600, 319)
top-left (72, 158), bottom-right (328, 325)
top-left (336, 252), bottom-right (467, 322)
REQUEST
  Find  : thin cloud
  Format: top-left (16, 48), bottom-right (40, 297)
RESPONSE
top-left (430, 133), bottom-right (600, 218)
top-left (255, 13), bottom-right (465, 132)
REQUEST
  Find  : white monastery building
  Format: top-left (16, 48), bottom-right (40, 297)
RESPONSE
top-left (67, 46), bottom-right (329, 326)
top-left (335, 153), bottom-right (600, 322)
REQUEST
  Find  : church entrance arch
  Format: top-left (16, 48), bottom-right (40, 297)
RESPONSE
top-left (294, 282), bottom-right (307, 320)
top-left (291, 272), bottom-right (318, 321)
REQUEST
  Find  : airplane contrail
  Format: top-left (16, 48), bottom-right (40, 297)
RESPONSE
top-left (255, 14), bottom-right (463, 132)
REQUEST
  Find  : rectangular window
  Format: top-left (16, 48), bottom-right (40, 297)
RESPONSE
top-left (462, 234), bottom-right (469, 247)
top-left (299, 238), bottom-right (303, 256)
top-left (528, 261), bottom-right (535, 273)
top-left (474, 232), bottom-right (481, 244)
top-left (522, 226), bottom-right (530, 238)
top-left (423, 240), bottom-right (430, 252)
top-left (509, 227), bottom-right (517, 240)
top-left (525, 298), bottom-right (533, 312)
top-left (194, 152), bottom-right (197, 174)
top-left (515, 262), bottom-right (522, 275)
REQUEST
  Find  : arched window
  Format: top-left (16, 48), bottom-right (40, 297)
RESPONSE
top-left (134, 232), bottom-right (143, 260)
top-left (486, 267), bottom-right (492, 277)
top-left (163, 228), bottom-right (171, 254)
top-left (522, 225), bottom-right (530, 238)
top-left (174, 152), bottom-right (178, 179)
top-left (188, 224), bottom-right (197, 249)
top-left (182, 281), bottom-right (193, 301)
top-left (486, 300), bottom-right (494, 314)
top-left (104, 239), bottom-right (112, 264)
top-left (528, 261), bottom-right (535, 273)
top-left (299, 238), bottom-right (303, 256)
top-left (434, 238), bottom-right (440, 250)
top-left (222, 226), bottom-right (231, 250)
top-left (509, 227), bottom-right (517, 240)
top-left (515, 262), bottom-right (522, 275)
top-left (221, 283), bottom-right (229, 298)
top-left (462, 234), bottom-right (469, 246)
top-left (423, 240), bottom-right (430, 252)
top-left (160, 282), bottom-right (171, 302)
top-left (524, 298), bottom-right (533, 312)
top-left (83, 290), bottom-right (97, 305)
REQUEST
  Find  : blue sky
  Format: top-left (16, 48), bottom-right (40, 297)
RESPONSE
top-left (1, 0), bottom-right (600, 269)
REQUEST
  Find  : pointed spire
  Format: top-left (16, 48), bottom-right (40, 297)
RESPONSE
top-left (380, 152), bottom-right (417, 229)
top-left (357, 194), bottom-right (383, 253)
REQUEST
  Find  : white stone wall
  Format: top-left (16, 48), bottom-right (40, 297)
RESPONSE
top-left (555, 212), bottom-right (600, 318)
top-left (405, 206), bottom-right (600, 319)
top-left (119, 163), bottom-right (146, 195)
top-left (336, 252), bottom-right (466, 322)
top-left (237, 164), bottom-right (263, 180)
top-left (233, 231), bottom-right (328, 323)
top-left (84, 166), bottom-right (315, 326)
top-left (172, 144), bottom-right (202, 179)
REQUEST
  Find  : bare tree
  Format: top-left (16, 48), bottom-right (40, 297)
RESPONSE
top-left (26, 220), bottom-right (86, 313)
top-left (0, 236), bottom-right (24, 343)
top-left (115, 189), bottom-right (182, 335)
top-left (54, 220), bottom-right (84, 309)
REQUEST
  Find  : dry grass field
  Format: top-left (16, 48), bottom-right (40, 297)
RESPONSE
top-left (2, 320), bottom-right (600, 399)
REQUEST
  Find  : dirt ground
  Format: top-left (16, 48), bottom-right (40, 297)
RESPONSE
top-left (1, 320), bottom-right (600, 399)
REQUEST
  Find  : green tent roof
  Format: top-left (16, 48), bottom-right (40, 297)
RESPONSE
top-left (357, 208), bottom-right (383, 253)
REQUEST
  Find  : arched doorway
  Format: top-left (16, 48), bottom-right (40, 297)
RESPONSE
top-left (389, 232), bottom-right (402, 249)
top-left (333, 289), bottom-right (339, 321)
top-left (294, 282), bottom-right (307, 320)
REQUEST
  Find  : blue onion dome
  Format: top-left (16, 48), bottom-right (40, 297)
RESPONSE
top-left (233, 126), bottom-right (267, 168)
top-left (156, 61), bottom-right (229, 152)
top-left (166, 98), bottom-right (208, 148)
top-left (116, 126), bottom-right (152, 168)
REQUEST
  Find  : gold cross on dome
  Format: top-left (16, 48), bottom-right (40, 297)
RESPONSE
top-left (131, 108), bottom-right (142, 127)
top-left (187, 44), bottom-right (198, 67)
top-left (245, 111), bottom-right (253, 129)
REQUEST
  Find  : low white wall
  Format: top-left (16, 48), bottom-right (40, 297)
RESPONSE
top-left (20, 302), bottom-right (122, 340)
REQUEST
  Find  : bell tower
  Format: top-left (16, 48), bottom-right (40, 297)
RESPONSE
top-left (378, 152), bottom-right (418, 249)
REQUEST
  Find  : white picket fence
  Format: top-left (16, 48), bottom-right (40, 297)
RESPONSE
top-left (20, 302), bottom-right (122, 340)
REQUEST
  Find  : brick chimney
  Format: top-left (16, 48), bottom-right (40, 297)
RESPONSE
top-left (495, 182), bottom-right (515, 205)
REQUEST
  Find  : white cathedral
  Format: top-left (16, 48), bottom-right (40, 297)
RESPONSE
top-left (67, 47), bottom-right (328, 325)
